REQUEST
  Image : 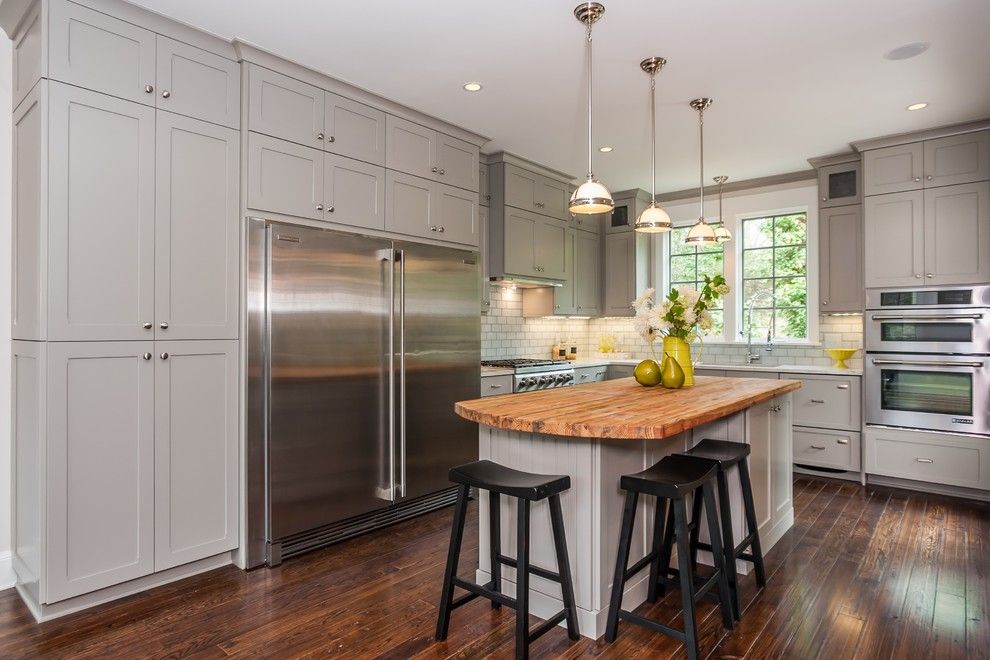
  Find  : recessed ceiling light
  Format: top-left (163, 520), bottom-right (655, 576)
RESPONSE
top-left (907, 102), bottom-right (928, 111)
top-left (884, 42), bottom-right (930, 60)
top-left (599, 146), bottom-right (613, 153)
top-left (463, 82), bottom-right (482, 92)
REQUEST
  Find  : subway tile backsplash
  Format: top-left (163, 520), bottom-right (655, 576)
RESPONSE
top-left (481, 286), bottom-right (864, 370)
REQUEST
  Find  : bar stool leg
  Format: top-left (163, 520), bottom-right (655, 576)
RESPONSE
top-left (739, 456), bottom-right (767, 587)
top-left (654, 497), bottom-right (676, 599)
top-left (604, 490), bottom-right (639, 643)
top-left (436, 484), bottom-right (471, 641)
top-left (647, 497), bottom-right (667, 603)
top-left (515, 498), bottom-right (531, 660)
top-left (489, 490), bottom-right (502, 609)
top-left (715, 468), bottom-right (740, 619)
top-left (673, 498), bottom-right (700, 660)
top-left (549, 494), bottom-right (580, 640)
top-left (702, 481), bottom-right (735, 632)
top-left (688, 490), bottom-right (703, 572)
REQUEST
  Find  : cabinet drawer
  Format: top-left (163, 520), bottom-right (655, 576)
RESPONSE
top-left (481, 374), bottom-right (512, 396)
top-left (781, 373), bottom-right (860, 431)
top-left (606, 365), bottom-right (634, 380)
top-left (794, 427), bottom-right (860, 471)
top-left (865, 426), bottom-right (990, 490)
top-left (574, 366), bottom-right (608, 384)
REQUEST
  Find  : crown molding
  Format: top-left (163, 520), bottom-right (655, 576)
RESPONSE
top-left (807, 152), bottom-right (860, 169)
top-left (851, 118), bottom-right (990, 152)
top-left (653, 169), bottom-right (816, 205)
top-left (483, 151), bottom-right (576, 183)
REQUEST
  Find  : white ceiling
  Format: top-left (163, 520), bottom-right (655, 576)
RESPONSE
top-left (128, 0), bottom-right (990, 192)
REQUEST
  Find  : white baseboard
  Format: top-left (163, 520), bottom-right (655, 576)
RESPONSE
top-left (0, 551), bottom-right (14, 591)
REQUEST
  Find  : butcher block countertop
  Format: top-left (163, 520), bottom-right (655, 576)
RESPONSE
top-left (455, 376), bottom-right (802, 440)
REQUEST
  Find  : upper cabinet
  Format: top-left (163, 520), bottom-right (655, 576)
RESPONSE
top-left (386, 116), bottom-right (479, 192)
top-left (864, 132), bottom-right (989, 195)
top-left (248, 67), bottom-right (326, 150)
top-left (863, 142), bottom-right (923, 196)
top-left (155, 36), bottom-right (240, 129)
top-left (819, 206), bottom-right (863, 312)
top-left (818, 161), bottom-right (861, 208)
top-left (384, 171), bottom-right (478, 246)
top-left (324, 93), bottom-right (386, 166)
top-left (479, 163), bottom-right (491, 207)
top-left (502, 163), bottom-right (570, 221)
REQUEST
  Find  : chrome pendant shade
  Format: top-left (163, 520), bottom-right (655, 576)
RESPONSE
top-left (684, 97), bottom-right (717, 245)
top-left (713, 175), bottom-right (732, 243)
top-left (569, 2), bottom-right (614, 215)
top-left (634, 56), bottom-right (672, 233)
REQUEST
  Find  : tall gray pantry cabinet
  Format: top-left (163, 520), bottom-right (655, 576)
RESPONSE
top-left (10, 0), bottom-right (240, 619)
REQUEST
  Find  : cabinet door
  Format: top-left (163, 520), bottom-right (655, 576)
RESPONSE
top-left (863, 143), bottom-right (924, 195)
top-left (246, 133), bottom-right (324, 221)
top-left (324, 152), bottom-right (385, 231)
top-left (479, 163), bottom-right (491, 207)
top-left (503, 208), bottom-right (538, 277)
top-left (247, 66), bottom-right (324, 149)
top-left (49, 0), bottom-right (156, 105)
top-left (437, 133), bottom-right (479, 192)
top-left (554, 229), bottom-right (578, 315)
top-left (156, 113), bottom-right (240, 340)
top-left (924, 131), bottom-right (990, 188)
top-left (12, 83), bottom-right (44, 341)
top-left (924, 182), bottom-right (990, 285)
top-left (386, 115), bottom-right (436, 179)
top-left (535, 218), bottom-right (567, 279)
top-left (536, 177), bottom-right (571, 220)
top-left (603, 232), bottom-right (637, 316)
top-left (48, 83), bottom-right (156, 341)
top-left (818, 161), bottom-right (860, 208)
top-left (46, 342), bottom-right (155, 602)
top-left (503, 164), bottom-right (540, 212)
top-left (576, 230), bottom-right (602, 315)
top-left (436, 182), bottom-right (479, 246)
top-left (325, 92), bottom-right (385, 166)
top-left (819, 206), bottom-right (863, 312)
top-left (863, 190), bottom-right (924, 287)
top-left (155, 341), bottom-right (238, 570)
top-left (385, 170), bottom-right (433, 238)
top-left (156, 36), bottom-right (240, 129)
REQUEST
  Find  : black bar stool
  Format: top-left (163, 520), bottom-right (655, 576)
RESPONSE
top-left (675, 438), bottom-right (767, 619)
top-left (604, 454), bottom-right (734, 660)
top-left (435, 460), bottom-right (580, 660)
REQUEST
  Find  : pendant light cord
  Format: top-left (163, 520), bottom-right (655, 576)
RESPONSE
top-left (650, 73), bottom-right (656, 201)
top-left (586, 21), bottom-right (594, 180)
top-left (698, 106), bottom-right (705, 219)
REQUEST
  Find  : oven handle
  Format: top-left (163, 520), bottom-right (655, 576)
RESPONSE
top-left (870, 313), bottom-right (984, 321)
top-left (871, 358), bottom-right (985, 368)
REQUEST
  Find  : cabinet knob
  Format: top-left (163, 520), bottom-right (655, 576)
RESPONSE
top-left (438, 226), bottom-right (445, 233)
top-left (430, 225), bottom-right (438, 232)
top-left (316, 132), bottom-right (325, 141)
top-left (327, 206), bottom-right (334, 213)
top-left (144, 84), bottom-right (154, 93)
top-left (926, 273), bottom-right (934, 278)
top-left (143, 322), bottom-right (153, 329)
top-left (159, 321), bottom-right (169, 329)
top-left (161, 90), bottom-right (170, 99)
top-left (926, 175), bottom-right (933, 181)
top-left (143, 352), bottom-right (152, 360)
top-left (160, 352), bottom-right (169, 360)
top-left (317, 203), bottom-right (324, 211)
top-left (431, 167), bottom-right (438, 173)
top-left (485, 194), bottom-right (491, 201)
top-left (438, 168), bottom-right (445, 175)
top-left (328, 136), bottom-right (335, 143)
top-left (554, 305), bottom-right (560, 309)
top-left (822, 300), bottom-right (828, 305)
top-left (821, 196), bottom-right (828, 202)
top-left (915, 273), bottom-right (922, 279)
top-left (913, 177), bottom-right (921, 182)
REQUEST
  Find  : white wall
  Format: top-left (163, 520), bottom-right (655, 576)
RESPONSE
top-left (0, 35), bottom-right (13, 585)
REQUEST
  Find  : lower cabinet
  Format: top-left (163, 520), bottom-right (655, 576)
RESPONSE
top-left (13, 340), bottom-right (239, 604)
top-left (793, 427), bottom-right (861, 471)
top-left (606, 364), bottom-right (634, 380)
top-left (745, 395), bottom-right (794, 534)
top-left (574, 365), bottom-right (608, 384)
top-left (480, 373), bottom-right (512, 396)
top-left (864, 426), bottom-right (990, 490)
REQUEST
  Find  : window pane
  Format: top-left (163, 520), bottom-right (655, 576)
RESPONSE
top-left (670, 255), bottom-right (697, 284)
top-left (743, 248), bottom-right (773, 278)
top-left (743, 217), bottom-right (774, 248)
top-left (670, 227), bottom-right (694, 255)
top-left (774, 214), bottom-right (806, 245)
top-left (774, 276), bottom-right (807, 308)
top-left (697, 252), bottom-right (723, 278)
top-left (776, 307), bottom-right (807, 340)
top-left (744, 278), bottom-right (773, 303)
top-left (775, 246), bottom-right (806, 276)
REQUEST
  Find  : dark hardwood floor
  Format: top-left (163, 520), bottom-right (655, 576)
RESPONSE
top-left (1, 475), bottom-right (987, 659)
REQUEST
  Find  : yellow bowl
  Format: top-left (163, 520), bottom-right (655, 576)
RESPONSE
top-left (825, 348), bottom-right (858, 369)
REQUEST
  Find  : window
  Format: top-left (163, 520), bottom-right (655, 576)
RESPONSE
top-left (668, 224), bottom-right (725, 336)
top-left (741, 212), bottom-right (808, 341)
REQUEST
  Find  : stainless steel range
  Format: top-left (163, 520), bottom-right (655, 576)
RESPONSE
top-left (481, 359), bottom-right (576, 392)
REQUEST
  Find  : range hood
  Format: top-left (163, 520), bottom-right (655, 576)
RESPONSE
top-left (489, 275), bottom-right (564, 288)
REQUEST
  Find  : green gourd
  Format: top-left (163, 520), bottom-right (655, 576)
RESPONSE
top-left (660, 352), bottom-right (685, 389)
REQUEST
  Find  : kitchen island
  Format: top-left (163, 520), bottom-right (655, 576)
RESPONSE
top-left (454, 375), bottom-right (801, 639)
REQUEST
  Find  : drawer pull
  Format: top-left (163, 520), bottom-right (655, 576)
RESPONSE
top-left (489, 384), bottom-right (503, 389)
top-left (810, 445), bottom-right (826, 450)
top-left (915, 458), bottom-right (934, 464)
top-left (580, 374), bottom-right (589, 379)
top-left (809, 399), bottom-right (826, 404)
top-left (836, 438), bottom-right (849, 445)
top-left (836, 384), bottom-right (849, 390)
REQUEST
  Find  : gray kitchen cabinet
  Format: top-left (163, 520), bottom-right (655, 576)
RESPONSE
top-left (865, 426), bottom-right (990, 490)
top-left (554, 229), bottom-right (578, 315)
top-left (794, 428), bottom-right (861, 472)
top-left (12, 83), bottom-right (43, 340)
top-left (248, 65), bottom-right (325, 149)
top-left (247, 132), bottom-right (325, 221)
top-left (819, 205), bottom-right (863, 312)
top-left (534, 217), bottom-right (568, 279)
top-left (385, 169), bottom-right (432, 237)
top-left (156, 36), bottom-right (240, 129)
top-left (606, 364), bottom-right (635, 379)
top-left (603, 231), bottom-right (649, 316)
top-left (48, 82), bottom-right (156, 341)
top-left (11, 1), bottom-right (42, 109)
top-left (155, 113), bottom-right (240, 340)
top-left (435, 182), bottom-right (479, 246)
top-left (437, 132), bottom-right (480, 192)
top-left (537, 177), bottom-right (571, 220)
top-left (923, 181), bottom-right (990, 285)
top-left (49, 0), bottom-right (157, 106)
top-left (324, 152), bottom-right (386, 231)
top-left (386, 114), bottom-right (435, 179)
top-left (923, 131), bottom-right (990, 187)
top-left (572, 213), bottom-right (602, 232)
top-left (864, 190), bottom-right (924, 287)
top-left (818, 161), bottom-right (861, 208)
top-left (503, 163), bottom-right (570, 220)
top-left (503, 207), bottom-right (539, 277)
top-left (155, 340), bottom-right (239, 571)
top-left (745, 396), bottom-right (793, 534)
top-left (575, 230), bottom-right (602, 315)
top-left (46, 341), bottom-right (156, 602)
top-left (481, 373), bottom-right (512, 396)
top-left (863, 142), bottom-right (924, 195)
top-left (479, 162), bottom-right (491, 207)
top-left (324, 92), bottom-right (386, 166)
top-left (574, 365), bottom-right (608, 383)
top-left (781, 373), bottom-right (861, 431)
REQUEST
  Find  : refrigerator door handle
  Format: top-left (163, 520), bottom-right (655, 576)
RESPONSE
top-left (398, 249), bottom-right (407, 498)
top-left (375, 248), bottom-right (396, 501)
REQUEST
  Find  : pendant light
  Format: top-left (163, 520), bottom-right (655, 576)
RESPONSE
top-left (569, 3), bottom-right (614, 215)
top-left (684, 97), bottom-right (717, 245)
top-left (713, 175), bottom-right (732, 243)
top-left (634, 57), bottom-right (672, 233)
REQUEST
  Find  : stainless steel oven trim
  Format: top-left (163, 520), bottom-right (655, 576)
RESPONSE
top-left (865, 306), bottom-right (990, 355)
top-left (866, 284), bottom-right (990, 310)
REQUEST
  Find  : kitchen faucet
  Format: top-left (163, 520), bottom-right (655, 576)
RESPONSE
top-left (743, 297), bottom-right (774, 364)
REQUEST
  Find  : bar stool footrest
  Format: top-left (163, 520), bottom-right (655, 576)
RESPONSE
top-left (655, 571), bottom-right (722, 605)
top-left (496, 554), bottom-right (564, 584)
top-left (624, 549), bottom-right (659, 582)
top-left (617, 610), bottom-right (687, 641)
top-left (451, 577), bottom-right (516, 610)
top-left (527, 609), bottom-right (570, 643)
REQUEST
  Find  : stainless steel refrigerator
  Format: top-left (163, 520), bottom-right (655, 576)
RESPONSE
top-left (246, 219), bottom-right (480, 567)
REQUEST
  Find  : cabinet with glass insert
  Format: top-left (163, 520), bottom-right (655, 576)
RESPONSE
top-left (809, 153), bottom-right (864, 313)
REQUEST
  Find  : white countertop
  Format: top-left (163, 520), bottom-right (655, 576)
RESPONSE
top-left (482, 358), bottom-right (862, 377)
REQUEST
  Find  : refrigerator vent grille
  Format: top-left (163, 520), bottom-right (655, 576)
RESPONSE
top-left (279, 487), bottom-right (463, 561)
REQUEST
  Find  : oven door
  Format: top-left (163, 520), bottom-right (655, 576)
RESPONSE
top-left (865, 354), bottom-right (990, 434)
top-left (865, 308), bottom-right (990, 355)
